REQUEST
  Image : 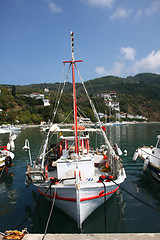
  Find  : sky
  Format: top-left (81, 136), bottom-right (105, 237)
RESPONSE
top-left (0, 0), bottom-right (160, 85)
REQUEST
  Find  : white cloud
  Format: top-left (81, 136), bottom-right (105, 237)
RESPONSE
top-left (44, 0), bottom-right (62, 13)
top-left (95, 49), bottom-right (160, 78)
top-left (110, 7), bottom-right (132, 19)
top-left (134, 9), bottom-right (142, 21)
top-left (95, 66), bottom-right (108, 76)
top-left (81, 0), bottom-right (115, 8)
top-left (132, 50), bottom-right (160, 73)
top-left (120, 47), bottom-right (136, 61)
top-left (145, 1), bottom-right (160, 16)
top-left (95, 62), bottom-right (125, 77)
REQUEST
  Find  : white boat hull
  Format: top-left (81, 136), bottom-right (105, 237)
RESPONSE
top-left (36, 176), bottom-right (124, 229)
top-left (134, 147), bottom-right (160, 182)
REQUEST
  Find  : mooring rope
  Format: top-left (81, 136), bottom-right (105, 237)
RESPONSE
top-left (42, 187), bottom-right (56, 240)
top-left (98, 174), bottom-right (160, 234)
top-left (111, 178), bottom-right (160, 213)
top-left (101, 181), bottom-right (107, 233)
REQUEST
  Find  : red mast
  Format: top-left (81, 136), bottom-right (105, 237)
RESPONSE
top-left (63, 32), bottom-right (82, 154)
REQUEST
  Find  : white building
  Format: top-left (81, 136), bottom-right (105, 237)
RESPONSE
top-left (29, 93), bottom-right (45, 100)
top-left (98, 92), bottom-right (117, 101)
top-left (105, 101), bottom-right (120, 112)
top-left (43, 99), bottom-right (50, 107)
top-left (44, 88), bottom-right (49, 93)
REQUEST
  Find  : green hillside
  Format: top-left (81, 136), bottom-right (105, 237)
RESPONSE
top-left (0, 73), bottom-right (160, 124)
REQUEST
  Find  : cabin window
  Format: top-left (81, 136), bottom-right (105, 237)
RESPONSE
top-left (62, 140), bottom-right (65, 149)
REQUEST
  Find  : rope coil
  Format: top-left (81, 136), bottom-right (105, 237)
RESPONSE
top-left (1, 228), bottom-right (28, 240)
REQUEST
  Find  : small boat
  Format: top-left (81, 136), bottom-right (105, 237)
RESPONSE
top-left (23, 32), bottom-right (126, 229)
top-left (133, 135), bottom-right (160, 182)
top-left (0, 133), bottom-right (16, 172)
top-left (0, 127), bottom-right (11, 134)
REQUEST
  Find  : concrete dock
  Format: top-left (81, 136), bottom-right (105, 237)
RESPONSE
top-left (1, 233), bottom-right (160, 240)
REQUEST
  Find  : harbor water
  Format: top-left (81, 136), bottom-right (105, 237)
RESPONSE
top-left (0, 123), bottom-right (160, 234)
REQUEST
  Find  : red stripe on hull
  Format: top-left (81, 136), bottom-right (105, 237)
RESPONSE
top-left (80, 186), bottom-right (119, 201)
top-left (37, 186), bottom-right (119, 202)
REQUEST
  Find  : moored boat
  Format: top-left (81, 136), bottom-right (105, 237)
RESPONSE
top-left (133, 135), bottom-right (160, 182)
top-left (0, 133), bottom-right (16, 172)
top-left (23, 32), bottom-right (126, 229)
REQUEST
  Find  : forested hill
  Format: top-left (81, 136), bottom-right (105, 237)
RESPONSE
top-left (83, 73), bottom-right (160, 94)
top-left (0, 73), bottom-right (160, 124)
top-left (15, 72), bottom-right (160, 96)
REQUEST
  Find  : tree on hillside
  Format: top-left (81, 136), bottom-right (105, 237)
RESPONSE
top-left (12, 85), bottom-right (16, 97)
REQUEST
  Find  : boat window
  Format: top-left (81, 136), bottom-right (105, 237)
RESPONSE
top-left (68, 140), bottom-right (74, 148)
top-left (157, 140), bottom-right (160, 149)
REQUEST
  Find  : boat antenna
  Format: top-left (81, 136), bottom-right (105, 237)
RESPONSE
top-left (63, 31), bottom-right (82, 154)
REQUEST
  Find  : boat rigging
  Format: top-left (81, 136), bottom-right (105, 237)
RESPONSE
top-left (23, 31), bottom-right (126, 229)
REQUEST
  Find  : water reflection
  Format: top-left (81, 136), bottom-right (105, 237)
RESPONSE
top-left (133, 171), bottom-right (160, 208)
top-left (0, 171), bottom-right (14, 217)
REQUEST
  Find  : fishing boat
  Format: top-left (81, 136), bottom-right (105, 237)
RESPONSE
top-left (133, 135), bottom-right (160, 182)
top-left (0, 133), bottom-right (16, 172)
top-left (23, 32), bottom-right (126, 229)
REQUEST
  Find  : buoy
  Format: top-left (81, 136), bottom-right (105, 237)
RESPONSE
top-left (7, 143), bottom-right (11, 151)
top-left (143, 158), bottom-right (149, 171)
top-left (5, 156), bottom-right (13, 168)
top-left (124, 149), bottom-right (127, 155)
top-left (10, 141), bottom-right (15, 151)
top-left (133, 150), bottom-right (138, 161)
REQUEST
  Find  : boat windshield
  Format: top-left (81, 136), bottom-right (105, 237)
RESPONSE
top-left (157, 139), bottom-right (160, 149)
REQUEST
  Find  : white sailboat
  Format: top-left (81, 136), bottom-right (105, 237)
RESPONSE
top-left (23, 32), bottom-right (126, 229)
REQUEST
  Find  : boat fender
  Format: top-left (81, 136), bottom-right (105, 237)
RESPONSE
top-left (25, 174), bottom-right (32, 187)
top-left (7, 143), bottom-right (11, 151)
top-left (45, 165), bottom-right (48, 180)
top-left (10, 140), bottom-right (15, 151)
top-left (59, 145), bottom-right (62, 156)
top-left (143, 159), bottom-right (149, 172)
top-left (117, 147), bottom-right (123, 156)
top-left (5, 156), bottom-right (13, 168)
top-left (132, 150), bottom-right (138, 161)
top-left (124, 149), bottom-right (127, 156)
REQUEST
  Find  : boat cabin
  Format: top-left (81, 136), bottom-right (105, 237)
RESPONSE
top-left (59, 135), bottom-right (90, 158)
